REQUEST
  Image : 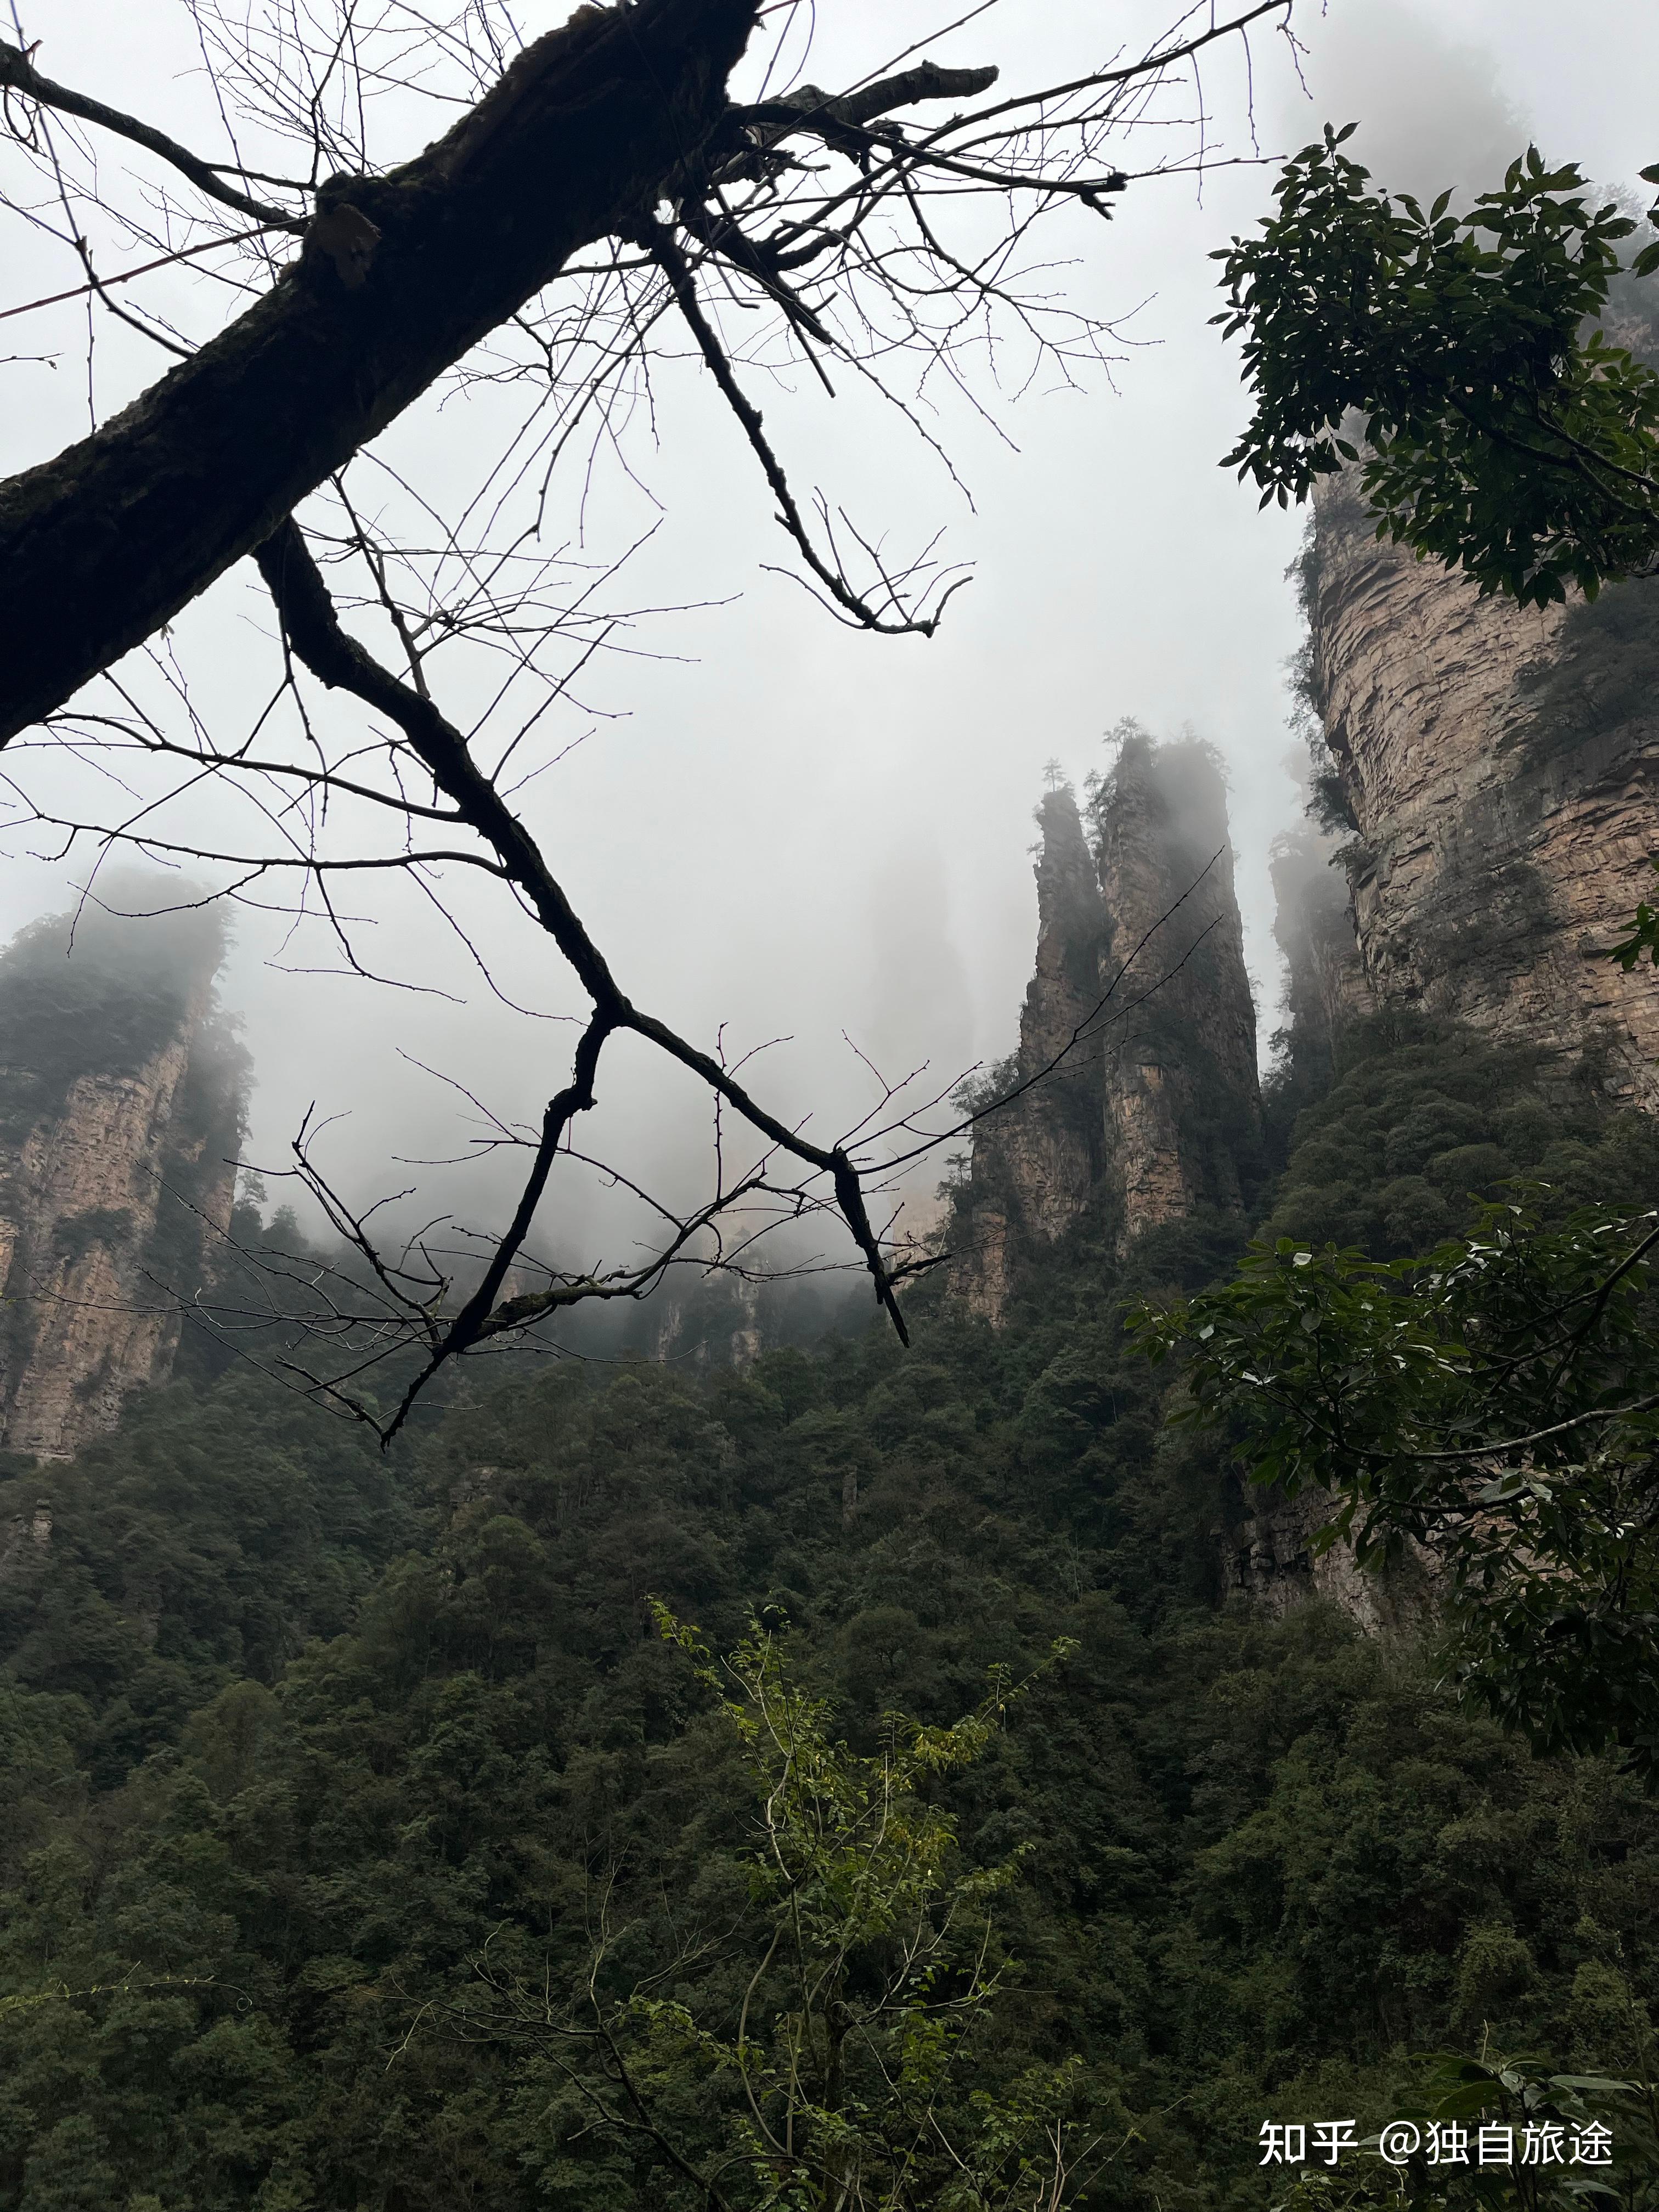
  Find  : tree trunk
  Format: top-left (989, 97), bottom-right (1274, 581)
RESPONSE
top-left (0, 0), bottom-right (757, 742)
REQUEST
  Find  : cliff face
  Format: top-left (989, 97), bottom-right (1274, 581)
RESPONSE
top-left (1097, 737), bottom-right (1263, 1245)
top-left (1301, 476), bottom-right (1659, 1099)
top-left (0, 905), bottom-right (246, 1457)
top-left (1250, 474), bottom-right (1659, 1629)
top-left (953, 788), bottom-right (1108, 1321)
top-left (955, 741), bottom-right (1261, 1316)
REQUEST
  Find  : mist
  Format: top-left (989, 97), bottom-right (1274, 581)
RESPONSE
top-left (1269, 0), bottom-right (1526, 203)
top-left (0, 0), bottom-right (1654, 1309)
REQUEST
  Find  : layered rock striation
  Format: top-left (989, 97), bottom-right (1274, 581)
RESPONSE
top-left (0, 902), bottom-right (246, 1456)
top-left (1098, 736), bottom-right (1263, 1245)
top-left (1299, 473), bottom-right (1659, 1101)
top-left (952, 787), bottom-right (1108, 1321)
top-left (954, 737), bottom-right (1262, 1317)
top-left (1249, 466), bottom-right (1659, 1627)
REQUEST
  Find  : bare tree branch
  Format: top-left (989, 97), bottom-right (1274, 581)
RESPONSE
top-left (0, 0), bottom-right (1298, 1441)
top-left (642, 217), bottom-right (968, 634)
top-left (0, 0), bottom-right (760, 738)
top-left (0, 35), bottom-right (307, 228)
top-left (252, 514), bottom-right (919, 1436)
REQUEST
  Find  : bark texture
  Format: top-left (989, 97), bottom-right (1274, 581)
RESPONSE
top-left (0, 0), bottom-right (759, 740)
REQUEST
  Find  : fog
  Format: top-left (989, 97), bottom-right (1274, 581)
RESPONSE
top-left (0, 0), bottom-right (1654, 1290)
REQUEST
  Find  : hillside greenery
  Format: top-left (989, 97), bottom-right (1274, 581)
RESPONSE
top-left (2, 1017), bottom-right (1659, 2210)
top-left (1137, 1002), bottom-right (1659, 1842)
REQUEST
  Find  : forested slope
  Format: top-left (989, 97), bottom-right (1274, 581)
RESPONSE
top-left (3, 1017), bottom-right (1659, 2210)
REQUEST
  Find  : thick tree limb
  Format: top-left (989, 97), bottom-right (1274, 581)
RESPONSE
top-left (0, 0), bottom-right (760, 743)
top-left (741, 61), bottom-right (1001, 149)
top-left (822, 63), bottom-right (1001, 132)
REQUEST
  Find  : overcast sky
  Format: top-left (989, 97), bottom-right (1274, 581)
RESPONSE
top-left (1, 0), bottom-right (1655, 1276)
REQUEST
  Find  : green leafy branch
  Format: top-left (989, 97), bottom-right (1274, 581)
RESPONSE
top-left (436, 1606), bottom-right (1111, 2210)
top-left (1216, 128), bottom-right (1659, 606)
top-left (1130, 1198), bottom-right (1659, 1768)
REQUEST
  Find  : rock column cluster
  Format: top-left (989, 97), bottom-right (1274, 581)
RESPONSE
top-left (955, 735), bottom-right (1262, 1317)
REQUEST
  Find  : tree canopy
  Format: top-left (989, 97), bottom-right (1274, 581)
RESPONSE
top-left (1217, 128), bottom-right (1659, 605)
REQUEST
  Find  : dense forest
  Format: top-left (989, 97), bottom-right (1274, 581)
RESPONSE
top-left (5, 1007), bottom-right (1659, 2211)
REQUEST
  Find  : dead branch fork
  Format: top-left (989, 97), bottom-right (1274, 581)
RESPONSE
top-left (255, 518), bottom-right (919, 1441)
